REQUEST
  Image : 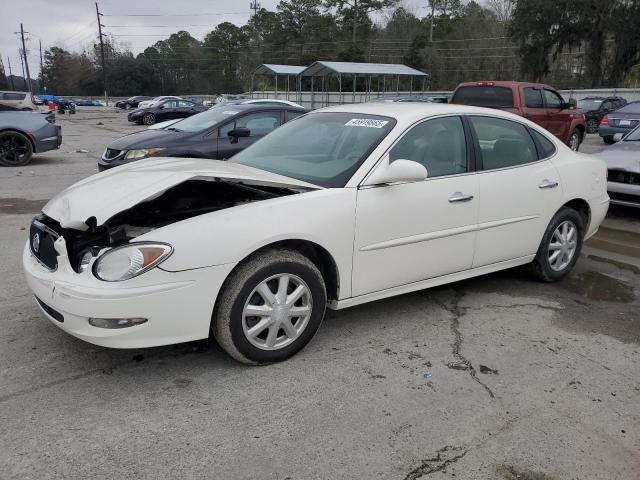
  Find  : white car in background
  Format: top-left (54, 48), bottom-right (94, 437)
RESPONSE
top-left (137, 95), bottom-right (182, 109)
top-left (23, 103), bottom-right (608, 364)
top-left (0, 90), bottom-right (40, 111)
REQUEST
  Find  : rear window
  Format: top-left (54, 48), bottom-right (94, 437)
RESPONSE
top-left (1, 92), bottom-right (26, 101)
top-left (452, 86), bottom-right (514, 108)
top-left (616, 102), bottom-right (640, 114)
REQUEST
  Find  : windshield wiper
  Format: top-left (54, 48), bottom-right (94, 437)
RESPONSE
top-left (166, 127), bottom-right (182, 132)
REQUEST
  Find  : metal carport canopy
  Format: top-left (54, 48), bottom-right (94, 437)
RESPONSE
top-left (299, 61), bottom-right (428, 77)
top-left (253, 64), bottom-right (307, 75)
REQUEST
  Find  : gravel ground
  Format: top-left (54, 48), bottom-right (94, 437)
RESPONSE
top-left (0, 108), bottom-right (638, 479)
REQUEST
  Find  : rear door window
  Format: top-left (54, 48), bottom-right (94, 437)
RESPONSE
top-left (524, 88), bottom-right (544, 108)
top-left (1, 92), bottom-right (26, 101)
top-left (452, 86), bottom-right (514, 108)
top-left (530, 129), bottom-right (557, 158)
top-left (470, 116), bottom-right (538, 170)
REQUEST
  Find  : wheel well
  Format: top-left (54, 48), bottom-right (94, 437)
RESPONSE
top-left (0, 129), bottom-right (35, 152)
top-left (563, 198), bottom-right (590, 231)
top-left (241, 240), bottom-right (340, 301)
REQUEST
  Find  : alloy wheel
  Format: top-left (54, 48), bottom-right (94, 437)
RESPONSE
top-left (241, 273), bottom-right (313, 350)
top-left (0, 133), bottom-right (31, 166)
top-left (548, 220), bottom-right (578, 271)
top-left (143, 113), bottom-right (155, 125)
top-left (569, 132), bottom-right (580, 151)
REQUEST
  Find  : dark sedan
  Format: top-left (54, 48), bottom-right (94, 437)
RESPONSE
top-left (0, 112), bottom-right (62, 166)
top-left (577, 96), bottom-right (627, 133)
top-left (127, 99), bottom-right (206, 125)
top-left (115, 96), bottom-right (151, 109)
top-left (100, 103), bottom-right (306, 170)
top-left (599, 101), bottom-right (640, 143)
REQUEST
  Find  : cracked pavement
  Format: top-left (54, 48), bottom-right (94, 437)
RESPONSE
top-left (1, 109), bottom-right (639, 479)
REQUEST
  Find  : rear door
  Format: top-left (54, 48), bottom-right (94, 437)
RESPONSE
top-left (469, 115), bottom-right (563, 267)
top-left (521, 87), bottom-right (548, 129)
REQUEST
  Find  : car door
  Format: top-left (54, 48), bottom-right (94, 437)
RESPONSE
top-left (469, 115), bottom-right (563, 267)
top-left (176, 100), bottom-right (197, 118)
top-left (543, 89), bottom-right (569, 140)
top-left (352, 115), bottom-right (479, 296)
top-left (521, 87), bottom-right (548, 129)
top-left (158, 100), bottom-right (178, 120)
top-left (216, 110), bottom-right (282, 159)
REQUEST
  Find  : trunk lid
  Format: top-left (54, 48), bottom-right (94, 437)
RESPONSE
top-left (43, 157), bottom-right (321, 229)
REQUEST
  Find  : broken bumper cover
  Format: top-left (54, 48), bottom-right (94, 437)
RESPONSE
top-left (22, 242), bottom-right (235, 348)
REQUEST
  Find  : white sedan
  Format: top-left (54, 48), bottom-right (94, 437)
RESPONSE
top-left (23, 103), bottom-right (609, 364)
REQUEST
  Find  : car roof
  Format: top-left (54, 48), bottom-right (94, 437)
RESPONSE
top-left (215, 103), bottom-right (306, 112)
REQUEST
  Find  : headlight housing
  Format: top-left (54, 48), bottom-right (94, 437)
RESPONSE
top-left (93, 242), bottom-right (173, 282)
top-left (124, 148), bottom-right (164, 160)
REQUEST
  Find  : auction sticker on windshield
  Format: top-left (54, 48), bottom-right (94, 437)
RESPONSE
top-left (345, 118), bottom-right (389, 128)
top-left (223, 111), bottom-right (240, 115)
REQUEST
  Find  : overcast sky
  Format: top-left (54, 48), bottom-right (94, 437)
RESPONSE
top-left (1, 0), bottom-right (432, 78)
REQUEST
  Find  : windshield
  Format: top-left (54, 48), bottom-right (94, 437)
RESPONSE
top-left (230, 112), bottom-right (396, 187)
top-left (168, 106), bottom-right (241, 132)
top-left (577, 98), bottom-right (603, 110)
top-left (624, 125), bottom-right (640, 141)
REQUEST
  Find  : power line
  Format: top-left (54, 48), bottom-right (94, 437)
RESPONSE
top-left (102, 12), bottom-right (248, 17)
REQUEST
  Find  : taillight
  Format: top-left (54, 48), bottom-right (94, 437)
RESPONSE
top-left (31, 95), bottom-right (36, 105)
top-left (600, 115), bottom-right (609, 126)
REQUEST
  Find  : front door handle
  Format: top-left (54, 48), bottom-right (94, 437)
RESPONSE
top-left (538, 179), bottom-right (559, 189)
top-left (448, 192), bottom-right (474, 203)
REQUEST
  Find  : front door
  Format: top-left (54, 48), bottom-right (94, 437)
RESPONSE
top-left (468, 115), bottom-right (563, 267)
top-left (543, 89), bottom-right (570, 141)
top-left (352, 116), bottom-right (479, 296)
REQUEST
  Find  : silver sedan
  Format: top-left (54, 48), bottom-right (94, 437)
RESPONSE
top-left (596, 125), bottom-right (640, 207)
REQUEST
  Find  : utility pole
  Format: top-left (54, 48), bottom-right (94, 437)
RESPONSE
top-left (7, 56), bottom-right (15, 89)
top-left (39, 39), bottom-right (45, 92)
top-left (96, 2), bottom-right (107, 103)
top-left (19, 24), bottom-right (32, 93)
top-left (250, 0), bottom-right (261, 17)
top-left (429, 1), bottom-right (435, 43)
top-left (18, 50), bottom-right (27, 90)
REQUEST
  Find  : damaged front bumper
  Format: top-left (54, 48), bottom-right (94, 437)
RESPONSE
top-left (23, 240), bottom-right (236, 348)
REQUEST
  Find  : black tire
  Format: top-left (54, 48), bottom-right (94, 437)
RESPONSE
top-left (0, 130), bottom-right (34, 167)
top-left (586, 119), bottom-right (598, 134)
top-left (530, 207), bottom-right (584, 282)
top-left (142, 113), bottom-right (156, 125)
top-left (603, 136), bottom-right (615, 145)
top-left (213, 248), bottom-right (327, 365)
top-left (124, 103), bottom-right (130, 110)
top-left (568, 128), bottom-right (581, 151)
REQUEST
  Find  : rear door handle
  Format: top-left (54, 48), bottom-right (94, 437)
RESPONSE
top-left (448, 192), bottom-right (474, 203)
top-left (538, 180), bottom-right (559, 189)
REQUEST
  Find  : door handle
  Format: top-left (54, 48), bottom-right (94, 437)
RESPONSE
top-left (448, 192), bottom-right (474, 203)
top-left (538, 179), bottom-right (559, 189)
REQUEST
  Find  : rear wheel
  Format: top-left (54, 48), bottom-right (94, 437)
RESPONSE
top-left (213, 248), bottom-right (327, 364)
top-left (586, 119), bottom-right (598, 134)
top-left (531, 207), bottom-right (584, 282)
top-left (0, 131), bottom-right (33, 167)
top-left (603, 136), bottom-right (615, 144)
top-left (142, 113), bottom-right (156, 125)
top-left (568, 129), bottom-right (581, 151)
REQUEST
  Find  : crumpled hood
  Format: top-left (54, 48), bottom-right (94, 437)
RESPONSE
top-left (43, 157), bottom-right (321, 229)
top-left (594, 142), bottom-right (640, 173)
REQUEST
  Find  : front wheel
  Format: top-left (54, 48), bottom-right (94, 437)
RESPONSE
top-left (530, 207), bottom-right (584, 282)
top-left (142, 113), bottom-right (156, 125)
top-left (568, 129), bottom-right (581, 151)
top-left (213, 249), bottom-right (327, 364)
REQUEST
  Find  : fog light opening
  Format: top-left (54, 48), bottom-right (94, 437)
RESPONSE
top-left (88, 317), bottom-right (148, 329)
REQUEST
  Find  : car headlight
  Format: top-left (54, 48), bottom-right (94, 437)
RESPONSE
top-left (93, 243), bottom-right (173, 282)
top-left (124, 148), bottom-right (164, 160)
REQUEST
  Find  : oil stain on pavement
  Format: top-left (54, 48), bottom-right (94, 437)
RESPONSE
top-left (0, 198), bottom-right (46, 215)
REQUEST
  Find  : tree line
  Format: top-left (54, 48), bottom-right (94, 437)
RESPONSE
top-left (3, 0), bottom-right (640, 96)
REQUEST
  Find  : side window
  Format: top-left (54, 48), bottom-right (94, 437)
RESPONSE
top-left (2, 93), bottom-right (26, 100)
top-left (162, 101), bottom-right (177, 109)
top-left (470, 116), bottom-right (538, 170)
top-left (543, 89), bottom-right (563, 109)
top-left (178, 100), bottom-right (193, 108)
top-left (530, 129), bottom-right (556, 159)
top-left (389, 116), bottom-right (467, 178)
top-left (286, 110), bottom-right (303, 122)
top-left (236, 111), bottom-right (281, 135)
top-left (524, 88), bottom-right (544, 108)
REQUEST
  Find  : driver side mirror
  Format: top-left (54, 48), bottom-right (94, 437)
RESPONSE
top-left (228, 127), bottom-right (251, 144)
top-left (364, 159), bottom-right (428, 186)
top-left (157, 105), bottom-right (164, 110)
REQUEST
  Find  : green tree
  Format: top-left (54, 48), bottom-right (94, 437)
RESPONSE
top-left (324, 0), bottom-right (399, 44)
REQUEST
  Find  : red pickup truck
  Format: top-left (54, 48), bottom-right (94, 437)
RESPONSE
top-left (450, 81), bottom-right (586, 151)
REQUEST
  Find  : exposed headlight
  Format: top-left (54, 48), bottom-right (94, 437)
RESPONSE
top-left (124, 148), bottom-right (164, 160)
top-left (78, 250), bottom-right (94, 272)
top-left (93, 243), bottom-right (173, 282)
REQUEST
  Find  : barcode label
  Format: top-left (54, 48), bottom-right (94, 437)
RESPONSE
top-left (345, 118), bottom-right (389, 128)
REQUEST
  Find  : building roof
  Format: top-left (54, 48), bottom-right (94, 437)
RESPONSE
top-left (254, 64), bottom-right (307, 75)
top-left (300, 61), bottom-right (428, 77)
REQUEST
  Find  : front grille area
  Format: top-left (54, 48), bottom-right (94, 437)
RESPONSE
top-left (29, 219), bottom-right (60, 270)
top-left (608, 191), bottom-right (640, 205)
top-left (609, 169), bottom-right (640, 186)
top-left (35, 297), bottom-right (64, 322)
top-left (104, 148), bottom-right (122, 160)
